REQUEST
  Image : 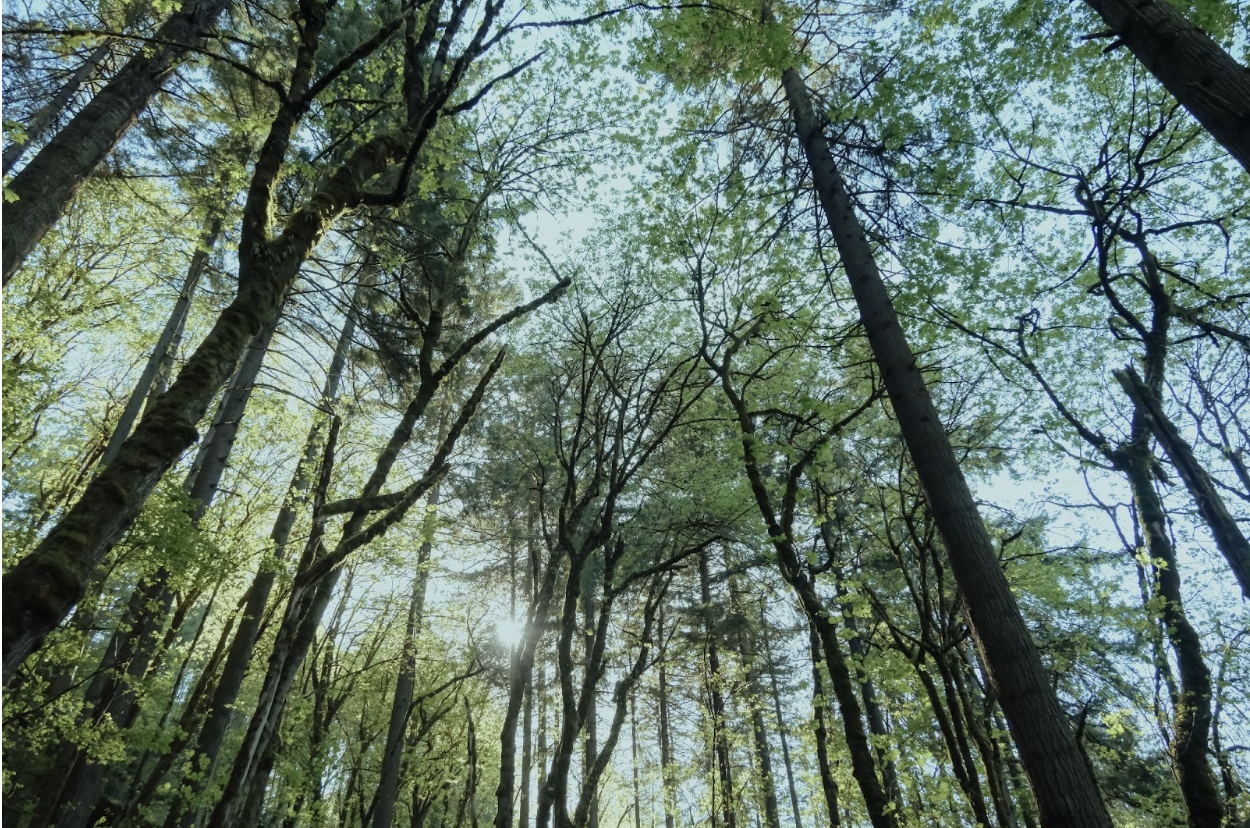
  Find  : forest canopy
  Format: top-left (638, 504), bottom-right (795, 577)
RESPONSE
top-left (2, 0), bottom-right (1248, 826)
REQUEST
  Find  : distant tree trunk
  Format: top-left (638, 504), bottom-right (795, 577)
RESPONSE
top-left (760, 617), bottom-right (802, 828)
top-left (520, 661), bottom-right (534, 828)
top-left (631, 693), bottom-right (642, 828)
top-left (1114, 366), bottom-right (1250, 599)
top-left (808, 625), bottom-right (841, 828)
top-left (781, 64), bottom-right (1111, 828)
top-left (657, 608), bottom-right (677, 828)
top-left (727, 573), bottom-right (780, 828)
top-left (494, 523), bottom-right (562, 828)
top-left (2, 40), bottom-right (112, 175)
top-left (372, 483), bottom-right (442, 828)
top-left (100, 216), bottom-right (220, 467)
top-left (582, 581), bottom-right (600, 828)
top-left (1, 0), bottom-right (233, 284)
top-left (830, 571), bottom-right (901, 813)
top-left (699, 548), bottom-right (737, 828)
top-left (1078, 0), bottom-right (1250, 174)
top-left (166, 300), bottom-right (354, 828)
top-left (536, 665), bottom-right (550, 828)
top-left (1122, 445), bottom-right (1223, 828)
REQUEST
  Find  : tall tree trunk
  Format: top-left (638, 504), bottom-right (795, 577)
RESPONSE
top-left (699, 548), bottom-right (737, 828)
top-left (1122, 447), bottom-right (1223, 828)
top-left (1, 113), bottom-right (412, 681)
top-left (1114, 366), bottom-right (1250, 598)
top-left (1078, 0), bottom-right (1250, 174)
top-left (494, 530), bottom-right (562, 828)
top-left (372, 484), bottom-right (442, 828)
top-left (727, 574), bottom-right (781, 828)
top-left (32, 301), bottom-right (281, 828)
top-left (630, 693), bottom-right (642, 828)
top-left (1, 0), bottom-right (233, 284)
top-left (808, 625), bottom-right (841, 828)
top-left (581, 582), bottom-right (600, 828)
top-left (760, 618), bottom-right (802, 828)
top-left (780, 64), bottom-right (1111, 828)
top-left (657, 608), bottom-right (677, 828)
top-left (165, 301), bottom-right (354, 828)
top-left (100, 217), bottom-right (221, 467)
top-left (520, 663), bottom-right (534, 828)
top-left (2, 40), bottom-right (112, 175)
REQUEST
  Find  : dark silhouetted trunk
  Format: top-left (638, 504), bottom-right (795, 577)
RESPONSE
top-left (781, 64), bottom-right (1111, 828)
top-left (808, 625), bottom-right (841, 828)
top-left (657, 608), bottom-right (677, 828)
top-left (100, 217), bottom-right (221, 467)
top-left (699, 548), bottom-right (736, 828)
top-left (2, 41), bottom-right (111, 175)
top-left (1079, 0), bottom-right (1250, 174)
top-left (2, 0), bottom-right (233, 283)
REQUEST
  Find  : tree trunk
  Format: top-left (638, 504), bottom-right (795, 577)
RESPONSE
top-left (699, 548), bottom-right (737, 828)
top-left (1079, 0), bottom-right (1250, 174)
top-left (657, 608), bottom-right (677, 828)
top-left (781, 64), bottom-right (1111, 828)
top-left (1114, 366), bottom-right (1250, 598)
top-left (372, 484), bottom-right (442, 828)
top-left (760, 619), bottom-right (803, 828)
top-left (1, 120), bottom-right (409, 683)
top-left (2, 40), bottom-right (112, 175)
top-left (165, 302), bottom-right (354, 828)
top-left (1123, 446), bottom-right (1223, 828)
top-left (100, 217), bottom-right (220, 467)
top-left (807, 625), bottom-right (841, 828)
top-left (1, 0), bottom-right (233, 284)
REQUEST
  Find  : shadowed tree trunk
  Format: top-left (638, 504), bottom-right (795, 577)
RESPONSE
top-left (2, 40), bottom-right (112, 175)
top-left (1078, 0), bottom-right (1250, 174)
top-left (2, 0), bottom-right (233, 284)
top-left (780, 63), bottom-right (1112, 828)
top-left (808, 625), bottom-right (841, 828)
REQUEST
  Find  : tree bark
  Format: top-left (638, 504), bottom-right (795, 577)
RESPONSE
top-left (2, 40), bottom-right (112, 175)
top-left (1114, 365), bottom-right (1250, 599)
top-left (781, 65), bottom-right (1112, 828)
top-left (760, 616), bottom-right (803, 828)
top-left (1, 117), bottom-right (411, 684)
top-left (1, 0), bottom-right (233, 284)
top-left (657, 608), bottom-right (677, 828)
top-left (807, 625), bottom-right (841, 828)
top-left (372, 483), bottom-right (442, 828)
top-left (100, 217), bottom-right (220, 467)
top-left (1122, 446), bottom-right (1223, 828)
top-left (1079, 0), bottom-right (1250, 175)
top-left (699, 548), bottom-right (737, 828)
top-left (165, 301), bottom-right (354, 828)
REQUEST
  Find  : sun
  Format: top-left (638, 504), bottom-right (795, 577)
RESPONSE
top-left (496, 617), bottom-right (525, 648)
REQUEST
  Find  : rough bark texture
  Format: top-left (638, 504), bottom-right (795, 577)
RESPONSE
top-left (782, 66), bottom-right (1112, 828)
top-left (1080, 0), bottom-right (1250, 174)
top-left (1, 0), bottom-right (232, 283)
